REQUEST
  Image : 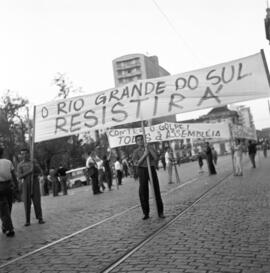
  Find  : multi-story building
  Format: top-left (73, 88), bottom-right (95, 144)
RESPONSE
top-left (112, 54), bottom-right (170, 87)
top-left (112, 53), bottom-right (175, 125)
top-left (237, 106), bottom-right (255, 129)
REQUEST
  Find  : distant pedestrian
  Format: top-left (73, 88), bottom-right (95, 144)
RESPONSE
top-left (97, 158), bottom-right (106, 192)
top-left (198, 152), bottom-right (204, 173)
top-left (205, 142), bottom-right (217, 175)
top-left (41, 174), bottom-right (50, 196)
top-left (114, 157), bottom-right (123, 186)
top-left (248, 140), bottom-right (257, 168)
top-left (103, 154), bottom-right (112, 191)
top-left (0, 147), bottom-right (19, 237)
top-left (57, 164), bottom-right (68, 195)
top-left (86, 151), bottom-right (102, 195)
top-left (165, 147), bottom-right (174, 184)
top-left (234, 139), bottom-right (243, 176)
top-left (132, 135), bottom-right (165, 220)
top-left (211, 147), bottom-right (218, 165)
top-left (49, 168), bottom-right (59, 197)
top-left (17, 148), bottom-right (45, 226)
top-left (161, 152), bottom-right (166, 170)
top-left (262, 141), bottom-right (268, 158)
top-left (122, 157), bottom-right (129, 177)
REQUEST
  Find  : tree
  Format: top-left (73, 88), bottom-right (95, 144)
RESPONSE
top-left (0, 90), bottom-right (29, 160)
top-left (53, 73), bottom-right (83, 99)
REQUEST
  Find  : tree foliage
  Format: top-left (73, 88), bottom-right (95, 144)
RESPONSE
top-left (0, 90), bottom-right (29, 160)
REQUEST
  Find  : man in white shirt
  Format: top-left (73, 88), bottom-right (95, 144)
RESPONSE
top-left (86, 151), bottom-right (102, 194)
top-left (165, 147), bottom-right (174, 184)
top-left (114, 157), bottom-right (123, 185)
top-left (0, 147), bottom-right (19, 237)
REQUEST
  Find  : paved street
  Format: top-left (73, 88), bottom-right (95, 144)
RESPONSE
top-left (0, 153), bottom-right (269, 272)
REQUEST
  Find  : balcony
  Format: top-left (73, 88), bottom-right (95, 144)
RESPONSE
top-left (117, 70), bottom-right (142, 80)
top-left (115, 61), bottom-right (141, 70)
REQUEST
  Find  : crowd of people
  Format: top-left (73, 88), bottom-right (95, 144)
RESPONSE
top-left (0, 137), bottom-right (268, 238)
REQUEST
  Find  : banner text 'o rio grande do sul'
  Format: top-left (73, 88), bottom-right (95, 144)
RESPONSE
top-left (34, 51), bottom-right (270, 142)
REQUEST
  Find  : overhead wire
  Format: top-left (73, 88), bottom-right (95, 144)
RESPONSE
top-left (151, 0), bottom-right (204, 66)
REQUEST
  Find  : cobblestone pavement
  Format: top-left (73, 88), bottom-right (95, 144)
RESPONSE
top-left (109, 153), bottom-right (270, 273)
top-left (0, 154), bottom-right (263, 273)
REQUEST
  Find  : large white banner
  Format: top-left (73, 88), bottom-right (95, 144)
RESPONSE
top-left (34, 51), bottom-right (270, 142)
top-left (107, 122), bottom-right (230, 148)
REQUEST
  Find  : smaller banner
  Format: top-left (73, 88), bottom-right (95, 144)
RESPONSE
top-left (107, 122), bottom-right (230, 148)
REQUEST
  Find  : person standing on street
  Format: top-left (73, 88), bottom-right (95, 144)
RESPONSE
top-left (262, 140), bottom-right (268, 158)
top-left (132, 135), bottom-right (165, 220)
top-left (122, 157), bottom-right (129, 177)
top-left (248, 140), bottom-right (257, 168)
top-left (211, 146), bottom-right (218, 165)
top-left (205, 142), bottom-right (217, 175)
top-left (49, 168), bottom-right (59, 197)
top-left (198, 151), bottom-right (204, 173)
top-left (17, 148), bottom-right (45, 226)
top-left (57, 164), bottom-right (68, 195)
top-left (103, 154), bottom-right (112, 191)
top-left (97, 158), bottom-right (106, 192)
top-left (114, 157), bottom-right (123, 186)
top-left (0, 147), bottom-right (19, 237)
top-left (86, 151), bottom-right (102, 195)
top-left (233, 139), bottom-right (244, 176)
top-left (165, 147), bottom-right (174, 184)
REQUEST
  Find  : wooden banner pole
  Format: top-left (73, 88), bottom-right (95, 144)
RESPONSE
top-left (228, 123), bottom-right (236, 176)
top-left (141, 120), bottom-right (159, 217)
top-left (105, 129), bottom-right (119, 190)
top-left (29, 106), bottom-right (37, 194)
top-left (170, 141), bottom-right (181, 184)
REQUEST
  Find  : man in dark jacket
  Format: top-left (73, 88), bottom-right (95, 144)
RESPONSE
top-left (132, 135), bottom-right (165, 220)
top-left (248, 140), bottom-right (257, 168)
top-left (17, 148), bottom-right (45, 226)
top-left (57, 164), bottom-right (68, 195)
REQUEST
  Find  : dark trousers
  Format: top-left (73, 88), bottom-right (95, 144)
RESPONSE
top-left (0, 181), bottom-right (14, 232)
top-left (116, 170), bottom-right (122, 185)
top-left (59, 176), bottom-right (68, 195)
top-left (6, 185), bottom-right (13, 212)
top-left (89, 168), bottom-right (100, 194)
top-left (207, 158), bottom-right (216, 175)
top-left (105, 171), bottom-right (112, 190)
top-left (52, 178), bottom-right (59, 196)
top-left (249, 153), bottom-right (256, 168)
top-left (137, 166), bottom-right (164, 216)
top-left (22, 177), bottom-right (43, 223)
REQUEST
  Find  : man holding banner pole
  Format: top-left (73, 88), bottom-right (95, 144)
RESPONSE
top-left (132, 128), bottom-right (165, 220)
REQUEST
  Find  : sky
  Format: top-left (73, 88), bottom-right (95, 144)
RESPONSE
top-left (1, 0), bottom-right (270, 129)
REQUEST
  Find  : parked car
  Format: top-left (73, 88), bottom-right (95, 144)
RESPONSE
top-left (179, 156), bottom-right (190, 164)
top-left (190, 154), bottom-right (199, 161)
top-left (66, 167), bottom-right (87, 188)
